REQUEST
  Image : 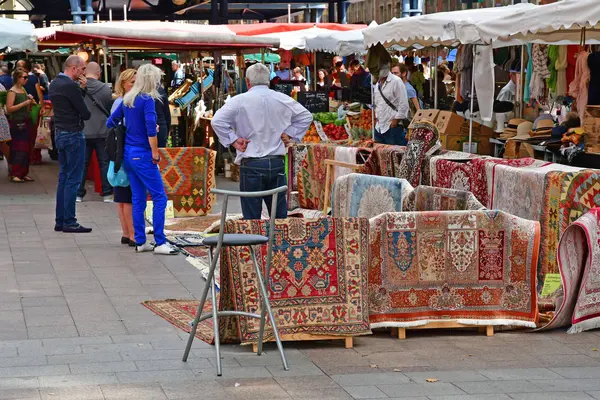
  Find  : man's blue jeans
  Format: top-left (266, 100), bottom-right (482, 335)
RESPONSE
top-left (239, 157), bottom-right (287, 220)
top-left (374, 125), bottom-right (407, 146)
top-left (123, 146), bottom-right (168, 246)
top-left (55, 131), bottom-right (86, 228)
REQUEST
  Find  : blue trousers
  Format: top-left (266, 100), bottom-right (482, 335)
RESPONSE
top-left (374, 125), bottom-right (407, 146)
top-left (123, 146), bottom-right (167, 246)
top-left (239, 157), bottom-right (287, 220)
top-left (55, 131), bottom-right (86, 228)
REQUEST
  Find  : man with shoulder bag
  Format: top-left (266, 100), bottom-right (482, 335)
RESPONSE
top-left (78, 62), bottom-right (114, 203)
top-left (373, 61), bottom-right (410, 146)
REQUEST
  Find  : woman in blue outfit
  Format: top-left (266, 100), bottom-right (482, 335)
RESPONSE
top-left (107, 64), bottom-right (177, 255)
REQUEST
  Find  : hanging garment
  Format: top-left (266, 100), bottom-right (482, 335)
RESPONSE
top-left (474, 45), bottom-right (495, 121)
top-left (547, 46), bottom-right (559, 94)
top-left (567, 45), bottom-right (579, 93)
top-left (555, 46), bottom-right (568, 97)
top-left (458, 44), bottom-right (475, 100)
top-left (530, 44), bottom-right (551, 100)
top-left (587, 52), bottom-right (600, 106)
top-left (569, 51), bottom-right (590, 122)
top-left (524, 44), bottom-right (533, 104)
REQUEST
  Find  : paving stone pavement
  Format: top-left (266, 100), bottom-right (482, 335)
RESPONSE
top-left (1, 158), bottom-right (600, 399)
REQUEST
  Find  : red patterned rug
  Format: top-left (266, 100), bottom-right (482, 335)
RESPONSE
top-left (221, 217), bottom-right (371, 344)
top-left (368, 210), bottom-right (540, 328)
top-left (158, 147), bottom-right (216, 217)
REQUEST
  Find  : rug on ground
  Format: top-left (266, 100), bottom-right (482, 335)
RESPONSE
top-left (368, 210), bottom-right (540, 329)
top-left (537, 209), bottom-right (600, 333)
top-left (158, 147), bottom-right (217, 217)
top-left (220, 217), bottom-right (371, 344)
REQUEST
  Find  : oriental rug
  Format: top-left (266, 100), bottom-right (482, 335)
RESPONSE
top-left (539, 170), bottom-right (600, 280)
top-left (142, 298), bottom-right (226, 345)
top-left (221, 217), bottom-right (371, 344)
top-left (404, 186), bottom-right (485, 212)
top-left (397, 120), bottom-right (441, 187)
top-left (368, 211), bottom-right (540, 329)
top-left (431, 159), bottom-right (473, 191)
top-left (158, 147), bottom-right (217, 217)
top-left (360, 145), bottom-right (405, 177)
top-left (537, 209), bottom-right (600, 333)
top-left (469, 157), bottom-right (549, 207)
top-left (331, 173), bottom-right (412, 219)
top-left (429, 151), bottom-right (478, 187)
top-left (334, 146), bottom-right (359, 179)
top-left (297, 144), bottom-right (336, 210)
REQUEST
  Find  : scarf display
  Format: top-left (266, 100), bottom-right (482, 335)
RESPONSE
top-left (555, 46), bottom-right (568, 97)
top-left (569, 51), bottom-right (590, 122)
top-left (530, 44), bottom-right (551, 100)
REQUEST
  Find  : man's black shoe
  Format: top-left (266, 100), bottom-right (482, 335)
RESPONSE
top-left (54, 225), bottom-right (63, 232)
top-left (62, 224), bottom-right (92, 233)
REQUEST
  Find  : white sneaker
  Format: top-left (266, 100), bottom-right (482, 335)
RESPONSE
top-left (76, 197), bottom-right (83, 203)
top-left (136, 243), bottom-right (154, 253)
top-left (154, 243), bottom-right (178, 255)
top-left (103, 195), bottom-right (114, 203)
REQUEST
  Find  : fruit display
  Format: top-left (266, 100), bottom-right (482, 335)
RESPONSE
top-left (348, 108), bottom-right (373, 141)
top-left (312, 112), bottom-right (338, 125)
top-left (303, 123), bottom-right (321, 143)
top-left (323, 123), bottom-right (348, 141)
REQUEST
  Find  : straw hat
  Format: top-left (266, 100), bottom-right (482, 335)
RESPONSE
top-left (500, 118), bottom-right (527, 139)
top-left (511, 121), bottom-right (534, 141)
top-left (530, 119), bottom-right (554, 137)
top-left (533, 114), bottom-right (554, 130)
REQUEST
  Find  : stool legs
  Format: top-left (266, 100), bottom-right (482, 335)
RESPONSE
top-left (208, 249), bottom-right (222, 376)
top-left (250, 247), bottom-right (289, 371)
top-left (182, 246), bottom-right (219, 363)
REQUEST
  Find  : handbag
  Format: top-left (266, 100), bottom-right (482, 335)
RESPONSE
top-left (107, 160), bottom-right (129, 187)
top-left (35, 116), bottom-right (53, 150)
top-left (87, 93), bottom-right (125, 172)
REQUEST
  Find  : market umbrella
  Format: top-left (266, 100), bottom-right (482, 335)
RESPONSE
top-left (0, 17), bottom-right (37, 52)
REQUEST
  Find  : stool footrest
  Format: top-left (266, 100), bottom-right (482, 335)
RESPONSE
top-left (196, 310), bottom-right (261, 324)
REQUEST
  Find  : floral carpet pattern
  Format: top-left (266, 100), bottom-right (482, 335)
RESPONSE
top-left (221, 217), bottom-right (371, 344)
top-left (331, 173), bottom-right (412, 219)
top-left (368, 211), bottom-right (540, 329)
top-left (297, 144), bottom-right (336, 210)
top-left (539, 209), bottom-right (600, 333)
top-left (396, 120), bottom-right (441, 187)
top-left (406, 186), bottom-right (485, 212)
top-left (158, 147), bottom-right (216, 217)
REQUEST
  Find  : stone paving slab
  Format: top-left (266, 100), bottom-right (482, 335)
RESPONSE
top-left (2, 160), bottom-right (600, 399)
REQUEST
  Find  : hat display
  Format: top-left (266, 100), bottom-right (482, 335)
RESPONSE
top-left (530, 119), bottom-right (554, 138)
top-left (500, 118), bottom-right (527, 139)
top-left (510, 121), bottom-right (534, 141)
top-left (533, 113), bottom-right (554, 130)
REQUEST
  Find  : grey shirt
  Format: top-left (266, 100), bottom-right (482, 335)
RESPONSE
top-left (83, 78), bottom-right (113, 140)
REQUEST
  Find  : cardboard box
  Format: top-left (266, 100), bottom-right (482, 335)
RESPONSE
top-left (440, 134), bottom-right (492, 156)
top-left (408, 109), bottom-right (440, 129)
top-left (436, 111), bottom-right (493, 137)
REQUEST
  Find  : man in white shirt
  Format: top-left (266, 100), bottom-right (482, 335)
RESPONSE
top-left (211, 63), bottom-right (313, 220)
top-left (496, 72), bottom-right (517, 103)
top-left (171, 61), bottom-right (185, 89)
top-left (373, 62), bottom-right (410, 145)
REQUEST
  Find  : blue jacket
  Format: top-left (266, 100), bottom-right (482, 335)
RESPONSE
top-left (107, 94), bottom-right (157, 150)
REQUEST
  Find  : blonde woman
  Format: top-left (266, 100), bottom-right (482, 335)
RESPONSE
top-left (107, 64), bottom-right (176, 255)
top-left (111, 69), bottom-right (136, 247)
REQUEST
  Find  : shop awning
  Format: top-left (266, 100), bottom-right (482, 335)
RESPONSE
top-left (35, 22), bottom-right (279, 50)
top-left (0, 17), bottom-right (38, 52)
top-left (304, 22), bottom-right (376, 56)
top-left (467, 0), bottom-right (600, 47)
top-left (362, 3), bottom-right (537, 49)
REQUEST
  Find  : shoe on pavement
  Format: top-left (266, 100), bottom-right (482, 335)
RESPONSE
top-left (62, 224), bottom-right (92, 233)
top-left (154, 243), bottom-right (178, 255)
top-left (54, 225), bottom-right (63, 232)
top-left (136, 243), bottom-right (154, 253)
top-left (103, 195), bottom-right (114, 203)
top-left (76, 197), bottom-right (83, 203)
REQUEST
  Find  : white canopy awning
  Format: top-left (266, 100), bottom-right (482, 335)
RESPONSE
top-left (304, 22), bottom-right (377, 56)
top-left (0, 17), bottom-right (38, 52)
top-left (468, 0), bottom-right (600, 47)
top-left (362, 3), bottom-right (536, 48)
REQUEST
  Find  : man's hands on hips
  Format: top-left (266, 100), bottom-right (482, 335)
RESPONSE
top-left (232, 138), bottom-right (250, 152)
top-left (281, 133), bottom-right (291, 146)
top-left (390, 119), bottom-right (400, 129)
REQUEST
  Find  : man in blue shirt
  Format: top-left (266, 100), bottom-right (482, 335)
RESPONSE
top-left (49, 55), bottom-right (92, 233)
top-left (0, 65), bottom-right (12, 89)
top-left (171, 61), bottom-right (185, 89)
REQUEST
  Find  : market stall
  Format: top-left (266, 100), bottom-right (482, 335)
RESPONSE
top-left (0, 17), bottom-right (38, 52)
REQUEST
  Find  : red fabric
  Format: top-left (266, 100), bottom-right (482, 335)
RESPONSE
top-left (567, 45), bottom-right (579, 95)
top-left (86, 150), bottom-right (102, 195)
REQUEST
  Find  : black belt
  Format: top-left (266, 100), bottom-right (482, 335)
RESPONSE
top-left (241, 155), bottom-right (285, 164)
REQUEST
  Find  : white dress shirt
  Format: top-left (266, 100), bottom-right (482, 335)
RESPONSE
top-left (374, 73), bottom-right (409, 134)
top-left (496, 80), bottom-right (515, 102)
top-left (211, 85), bottom-right (313, 164)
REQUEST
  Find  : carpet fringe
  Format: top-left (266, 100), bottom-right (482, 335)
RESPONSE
top-left (370, 319), bottom-right (537, 329)
top-left (567, 319), bottom-right (600, 334)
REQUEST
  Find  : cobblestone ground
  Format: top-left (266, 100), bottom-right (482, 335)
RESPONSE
top-left (1, 157), bottom-right (600, 400)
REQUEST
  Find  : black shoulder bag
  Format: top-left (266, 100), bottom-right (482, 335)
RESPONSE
top-left (377, 82), bottom-right (410, 128)
top-left (87, 93), bottom-right (125, 172)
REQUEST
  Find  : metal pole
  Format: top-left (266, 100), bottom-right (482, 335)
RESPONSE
top-left (288, 4), bottom-right (291, 23)
top-left (261, 48), bottom-right (265, 63)
top-left (434, 47), bottom-right (438, 109)
top-left (102, 39), bottom-right (108, 84)
top-left (313, 52), bottom-right (317, 91)
top-left (519, 44), bottom-right (525, 118)
top-left (123, 3), bottom-right (127, 21)
top-left (371, 84), bottom-right (375, 140)
top-left (468, 45), bottom-right (476, 152)
top-left (125, 50), bottom-right (128, 68)
top-left (109, 8), bottom-right (112, 21)
top-left (429, 48), bottom-right (433, 100)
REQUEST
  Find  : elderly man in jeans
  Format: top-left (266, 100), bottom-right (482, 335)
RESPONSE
top-left (373, 61), bottom-right (410, 146)
top-left (211, 63), bottom-right (313, 219)
top-left (49, 55), bottom-right (92, 233)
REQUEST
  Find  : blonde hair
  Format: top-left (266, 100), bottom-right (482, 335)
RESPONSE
top-left (114, 68), bottom-right (136, 98)
top-left (123, 64), bottom-right (163, 107)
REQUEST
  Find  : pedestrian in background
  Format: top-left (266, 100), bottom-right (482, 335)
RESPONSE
top-left (107, 64), bottom-right (177, 255)
top-left (49, 55), bottom-right (93, 233)
top-left (78, 61), bottom-right (114, 203)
